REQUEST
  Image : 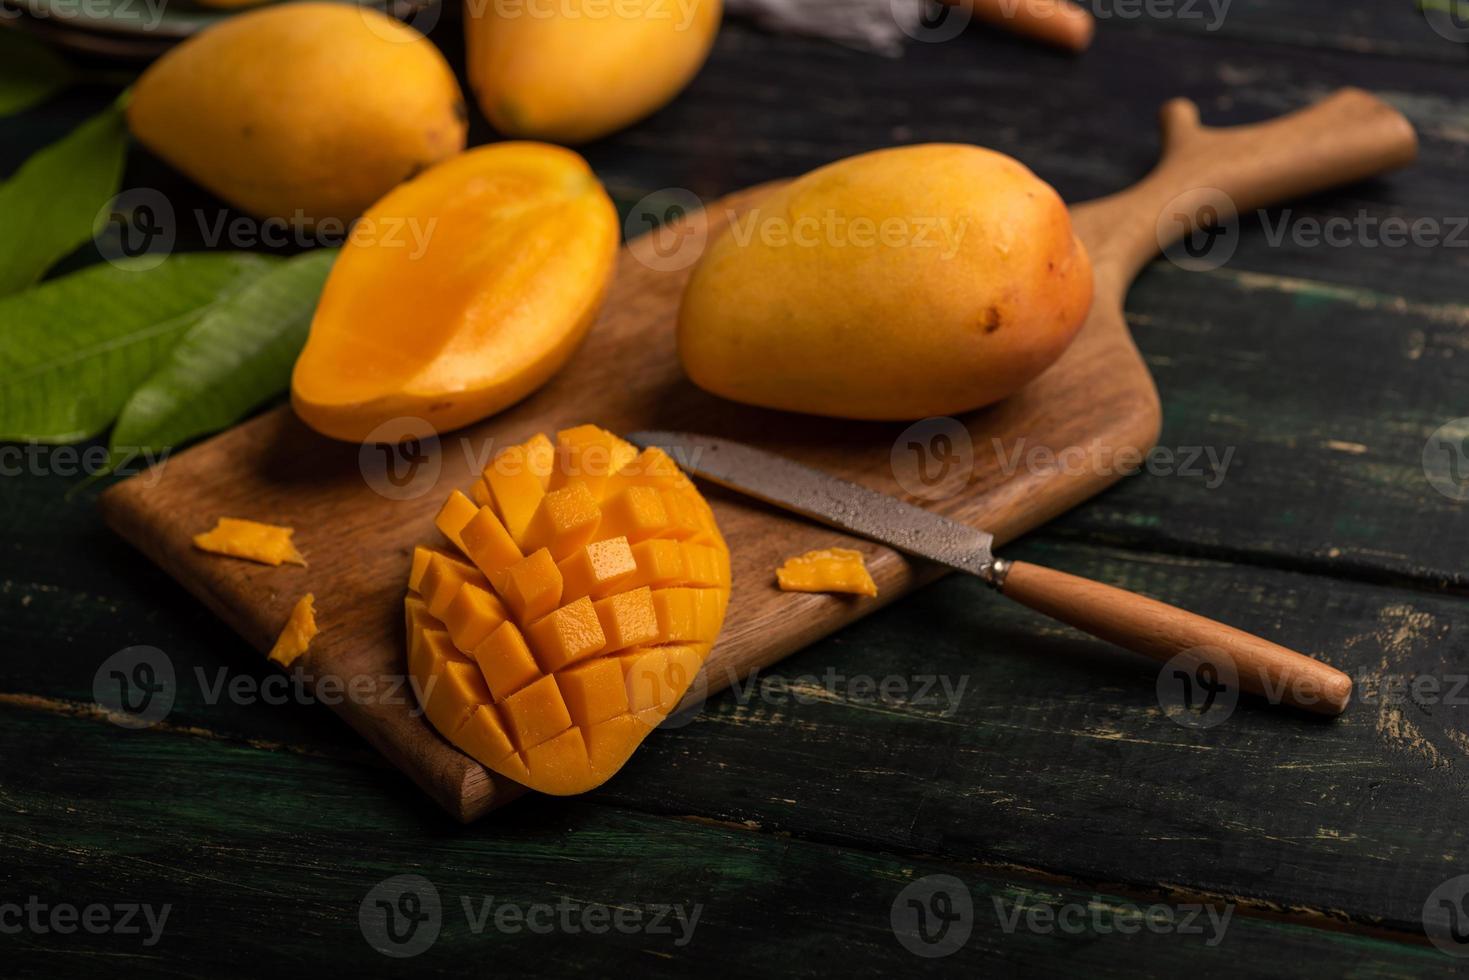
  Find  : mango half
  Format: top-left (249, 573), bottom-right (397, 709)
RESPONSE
top-left (127, 3), bottom-right (466, 223)
top-left (406, 426), bottom-right (731, 796)
top-left (465, 0), bottom-right (722, 144)
top-left (677, 144), bottom-right (1094, 420)
top-left (291, 143), bottom-right (618, 442)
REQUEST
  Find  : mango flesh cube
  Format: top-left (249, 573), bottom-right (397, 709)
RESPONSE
top-left (595, 486), bottom-right (668, 544)
top-left (593, 587), bottom-right (659, 652)
top-left (520, 483), bottom-right (601, 561)
top-left (471, 622), bottom-right (541, 701)
top-left (450, 705), bottom-right (516, 767)
top-left (434, 489), bottom-right (479, 551)
top-left (557, 537), bottom-right (637, 603)
top-left (624, 538), bottom-right (686, 589)
top-left (485, 442), bottom-right (551, 546)
top-left (460, 505), bottom-right (523, 586)
top-left (267, 593), bottom-right (317, 667)
top-left (548, 424), bottom-right (638, 498)
top-left (775, 547), bottom-right (878, 597)
top-left (442, 582), bottom-right (509, 653)
top-left (419, 551), bottom-right (490, 619)
top-left (500, 548), bottom-right (563, 623)
top-left (525, 596), bottom-right (606, 671)
top-left (404, 426), bottom-right (731, 796)
top-left (556, 656), bottom-right (629, 727)
top-left (500, 674), bottom-right (573, 751)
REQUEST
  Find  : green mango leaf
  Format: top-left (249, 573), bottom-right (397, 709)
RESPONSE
top-left (110, 250), bottom-right (337, 460)
top-left (0, 252), bottom-right (277, 443)
top-left (0, 99), bottom-right (128, 296)
top-left (0, 33), bottom-right (76, 117)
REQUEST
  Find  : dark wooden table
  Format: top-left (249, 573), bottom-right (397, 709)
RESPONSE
top-left (5, 2), bottom-right (1469, 974)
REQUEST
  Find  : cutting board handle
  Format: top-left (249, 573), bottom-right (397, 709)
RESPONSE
top-left (1082, 88), bottom-right (1419, 287)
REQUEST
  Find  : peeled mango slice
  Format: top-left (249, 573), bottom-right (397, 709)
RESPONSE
top-left (776, 548), bottom-right (877, 597)
top-left (406, 425), bottom-right (731, 795)
top-left (291, 143), bottom-right (618, 442)
top-left (193, 517), bottom-right (305, 566)
top-left (269, 594), bottom-right (317, 667)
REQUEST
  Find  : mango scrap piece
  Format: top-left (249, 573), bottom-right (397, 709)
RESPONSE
top-left (403, 425), bottom-right (731, 795)
top-left (193, 517), bottom-right (305, 567)
top-left (268, 594), bottom-right (318, 667)
top-left (776, 548), bottom-right (878, 598)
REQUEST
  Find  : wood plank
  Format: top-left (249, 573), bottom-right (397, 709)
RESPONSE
top-left (1, 702), bottom-right (1454, 976)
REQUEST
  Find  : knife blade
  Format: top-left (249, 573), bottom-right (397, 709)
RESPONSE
top-left (626, 430), bottom-right (998, 581)
top-left (625, 430), bottom-right (1354, 716)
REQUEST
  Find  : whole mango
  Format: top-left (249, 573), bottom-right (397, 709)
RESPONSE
top-left (677, 145), bottom-right (1094, 420)
top-left (464, 0), bottom-right (721, 144)
top-left (128, 3), bottom-right (467, 223)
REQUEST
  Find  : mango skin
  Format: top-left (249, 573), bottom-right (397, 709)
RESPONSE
top-left (677, 144), bottom-right (1094, 420)
top-left (465, 0), bottom-right (721, 144)
top-left (291, 143), bottom-right (619, 443)
top-left (128, 3), bottom-right (467, 223)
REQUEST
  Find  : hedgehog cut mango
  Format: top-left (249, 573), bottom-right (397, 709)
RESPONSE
top-left (406, 425), bottom-right (731, 795)
top-left (291, 143), bottom-right (618, 442)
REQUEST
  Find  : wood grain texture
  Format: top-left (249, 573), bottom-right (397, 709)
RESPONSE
top-left (97, 89), bottom-right (1414, 821)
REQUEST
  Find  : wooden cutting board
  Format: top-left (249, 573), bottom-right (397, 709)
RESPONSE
top-left (100, 90), bottom-right (1416, 821)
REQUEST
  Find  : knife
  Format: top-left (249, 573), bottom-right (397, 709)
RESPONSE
top-left (627, 431), bottom-right (1352, 716)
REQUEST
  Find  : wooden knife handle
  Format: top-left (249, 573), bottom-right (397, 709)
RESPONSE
top-left (992, 560), bottom-right (1352, 715)
top-left (954, 0), bottom-right (1095, 53)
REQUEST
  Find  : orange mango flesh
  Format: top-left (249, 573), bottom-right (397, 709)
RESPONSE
top-left (290, 144), bottom-right (619, 442)
top-left (193, 517), bottom-right (305, 566)
top-left (776, 548), bottom-right (878, 598)
top-left (406, 426), bottom-right (731, 795)
top-left (268, 593), bottom-right (318, 667)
